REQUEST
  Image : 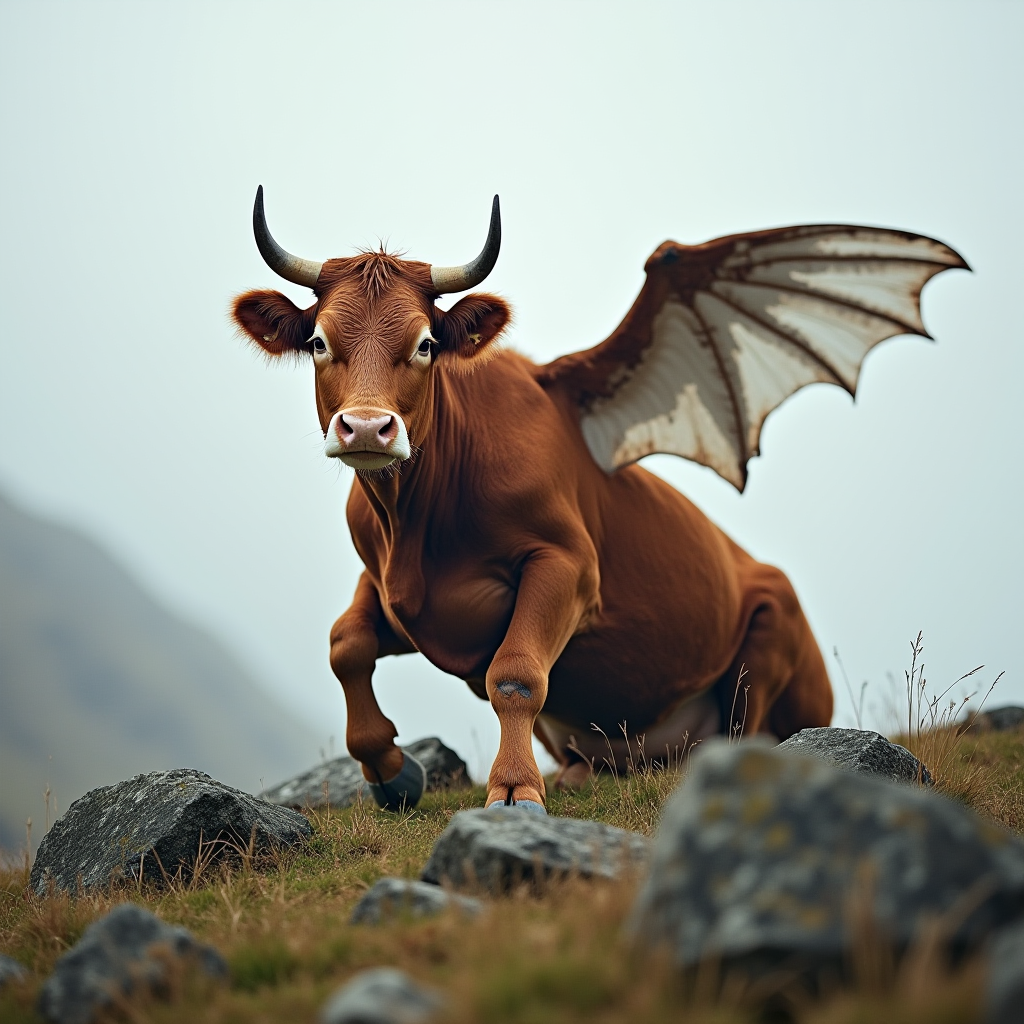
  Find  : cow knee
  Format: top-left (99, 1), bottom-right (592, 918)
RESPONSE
top-left (329, 616), bottom-right (378, 682)
top-left (485, 661), bottom-right (547, 719)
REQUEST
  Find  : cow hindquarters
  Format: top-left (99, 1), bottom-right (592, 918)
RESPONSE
top-left (330, 572), bottom-right (414, 792)
top-left (716, 564), bottom-right (833, 741)
top-left (485, 542), bottom-right (600, 809)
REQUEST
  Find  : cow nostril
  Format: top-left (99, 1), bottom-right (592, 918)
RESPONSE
top-left (334, 410), bottom-right (401, 451)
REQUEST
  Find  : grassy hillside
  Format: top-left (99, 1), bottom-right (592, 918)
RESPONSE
top-left (0, 491), bottom-right (323, 853)
top-left (1, 728), bottom-right (1020, 1023)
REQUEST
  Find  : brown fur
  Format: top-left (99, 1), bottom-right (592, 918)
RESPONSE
top-left (232, 253), bottom-right (832, 806)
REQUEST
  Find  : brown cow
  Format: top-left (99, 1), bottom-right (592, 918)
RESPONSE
top-left (233, 191), bottom-right (967, 812)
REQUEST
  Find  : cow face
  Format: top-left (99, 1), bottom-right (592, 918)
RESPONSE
top-left (232, 252), bottom-right (510, 470)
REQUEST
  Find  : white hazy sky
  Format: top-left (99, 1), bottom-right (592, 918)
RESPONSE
top-left (1, 2), bottom-right (1020, 781)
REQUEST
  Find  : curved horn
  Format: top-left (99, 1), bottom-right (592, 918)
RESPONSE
top-left (252, 186), bottom-right (323, 288)
top-left (430, 195), bottom-right (501, 294)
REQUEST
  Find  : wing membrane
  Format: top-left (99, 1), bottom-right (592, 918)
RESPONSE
top-left (541, 224), bottom-right (968, 490)
top-left (710, 279), bottom-right (915, 389)
top-left (580, 298), bottom-right (745, 486)
top-left (743, 259), bottom-right (937, 332)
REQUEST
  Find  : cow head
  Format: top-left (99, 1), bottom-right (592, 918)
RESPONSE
top-left (232, 189), bottom-right (511, 471)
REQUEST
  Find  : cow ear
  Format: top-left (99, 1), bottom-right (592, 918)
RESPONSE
top-left (434, 293), bottom-right (511, 366)
top-left (232, 290), bottom-right (314, 357)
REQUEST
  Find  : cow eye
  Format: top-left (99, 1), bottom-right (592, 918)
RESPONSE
top-left (312, 337), bottom-right (327, 354)
top-left (411, 333), bottom-right (436, 365)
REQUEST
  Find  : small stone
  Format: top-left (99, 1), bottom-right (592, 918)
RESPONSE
top-left (350, 878), bottom-right (482, 925)
top-left (262, 737), bottom-right (470, 810)
top-left (320, 967), bottom-right (442, 1024)
top-left (422, 807), bottom-right (649, 892)
top-left (37, 903), bottom-right (226, 1024)
top-left (987, 921), bottom-right (1024, 1024)
top-left (630, 738), bottom-right (1024, 979)
top-left (30, 768), bottom-right (311, 894)
top-left (0, 953), bottom-right (28, 987)
top-left (778, 727), bottom-right (932, 785)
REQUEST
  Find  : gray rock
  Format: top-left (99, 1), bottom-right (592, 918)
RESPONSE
top-left (263, 754), bottom-right (366, 811)
top-left (350, 878), bottom-right (482, 925)
top-left (320, 967), bottom-right (442, 1024)
top-left (406, 738), bottom-right (472, 791)
top-left (264, 753), bottom-right (365, 810)
top-left (30, 768), bottom-right (311, 894)
top-left (987, 921), bottom-right (1024, 1024)
top-left (262, 737), bottom-right (470, 810)
top-left (0, 952), bottom-right (28, 987)
top-left (778, 727), bottom-right (932, 785)
top-left (422, 806), bottom-right (649, 892)
top-left (631, 739), bottom-right (1024, 979)
top-left (973, 706), bottom-right (1024, 733)
top-left (37, 902), bottom-right (225, 1024)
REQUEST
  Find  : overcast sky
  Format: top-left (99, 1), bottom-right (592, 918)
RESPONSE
top-left (1, 1), bottom-right (1020, 780)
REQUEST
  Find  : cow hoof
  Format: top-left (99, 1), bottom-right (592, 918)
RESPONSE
top-left (554, 760), bottom-right (594, 790)
top-left (485, 799), bottom-right (548, 816)
top-left (511, 800), bottom-right (547, 815)
top-left (368, 752), bottom-right (426, 811)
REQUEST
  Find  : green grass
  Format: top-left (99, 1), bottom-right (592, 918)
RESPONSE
top-left (2, 729), bottom-right (1021, 1023)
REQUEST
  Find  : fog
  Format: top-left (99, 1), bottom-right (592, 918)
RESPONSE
top-left (1, 2), bottom-right (1020, 781)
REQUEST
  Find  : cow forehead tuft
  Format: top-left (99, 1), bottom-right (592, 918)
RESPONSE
top-left (316, 252), bottom-right (434, 299)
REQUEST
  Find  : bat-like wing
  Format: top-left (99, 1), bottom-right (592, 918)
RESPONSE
top-left (538, 224), bottom-right (968, 490)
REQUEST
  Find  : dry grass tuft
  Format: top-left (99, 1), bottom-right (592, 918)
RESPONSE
top-left (890, 632), bottom-right (1008, 816)
top-left (935, 729), bottom-right (1024, 832)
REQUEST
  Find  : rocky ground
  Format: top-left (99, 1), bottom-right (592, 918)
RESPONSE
top-left (2, 722), bottom-right (1023, 1024)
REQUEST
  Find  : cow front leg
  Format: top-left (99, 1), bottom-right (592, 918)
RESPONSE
top-left (485, 545), bottom-right (599, 812)
top-left (329, 573), bottom-right (422, 809)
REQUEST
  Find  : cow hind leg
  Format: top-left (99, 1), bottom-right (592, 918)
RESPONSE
top-left (555, 758), bottom-right (595, 790)
top-left (717, 568), bottom-right (833, 741)
top-left (530, 719), bottom-right (594, 791)
top-left (766, 634), bottom-right (833, 739)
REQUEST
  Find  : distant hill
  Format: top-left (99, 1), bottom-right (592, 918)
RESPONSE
top-left (0, 491), bottom-right (323, 854)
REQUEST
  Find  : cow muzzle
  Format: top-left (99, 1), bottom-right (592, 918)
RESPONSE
top-left (325, 408), bottom-right (412, 469)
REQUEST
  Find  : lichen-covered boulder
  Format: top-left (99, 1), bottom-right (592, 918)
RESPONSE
top-left (37, 903), bottom-right (225, 1024)
top-left (30, 769), bottom-right (310, 894)
top-left (350, 878), bottom-right (482, 925)
top-left (422, 806), bottom-right (649, 892)
top-left (262, 737), bottom-right (470, 810)
top-left (320, 967), bottom-right (442, 1024)
top-left (631, 739), bottom-right (1024, 978)
top-left (777, 727), bottom-right (931, 785)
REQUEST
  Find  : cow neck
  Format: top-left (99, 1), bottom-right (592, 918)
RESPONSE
top-left (354, 367), bottom-right (468, 621)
